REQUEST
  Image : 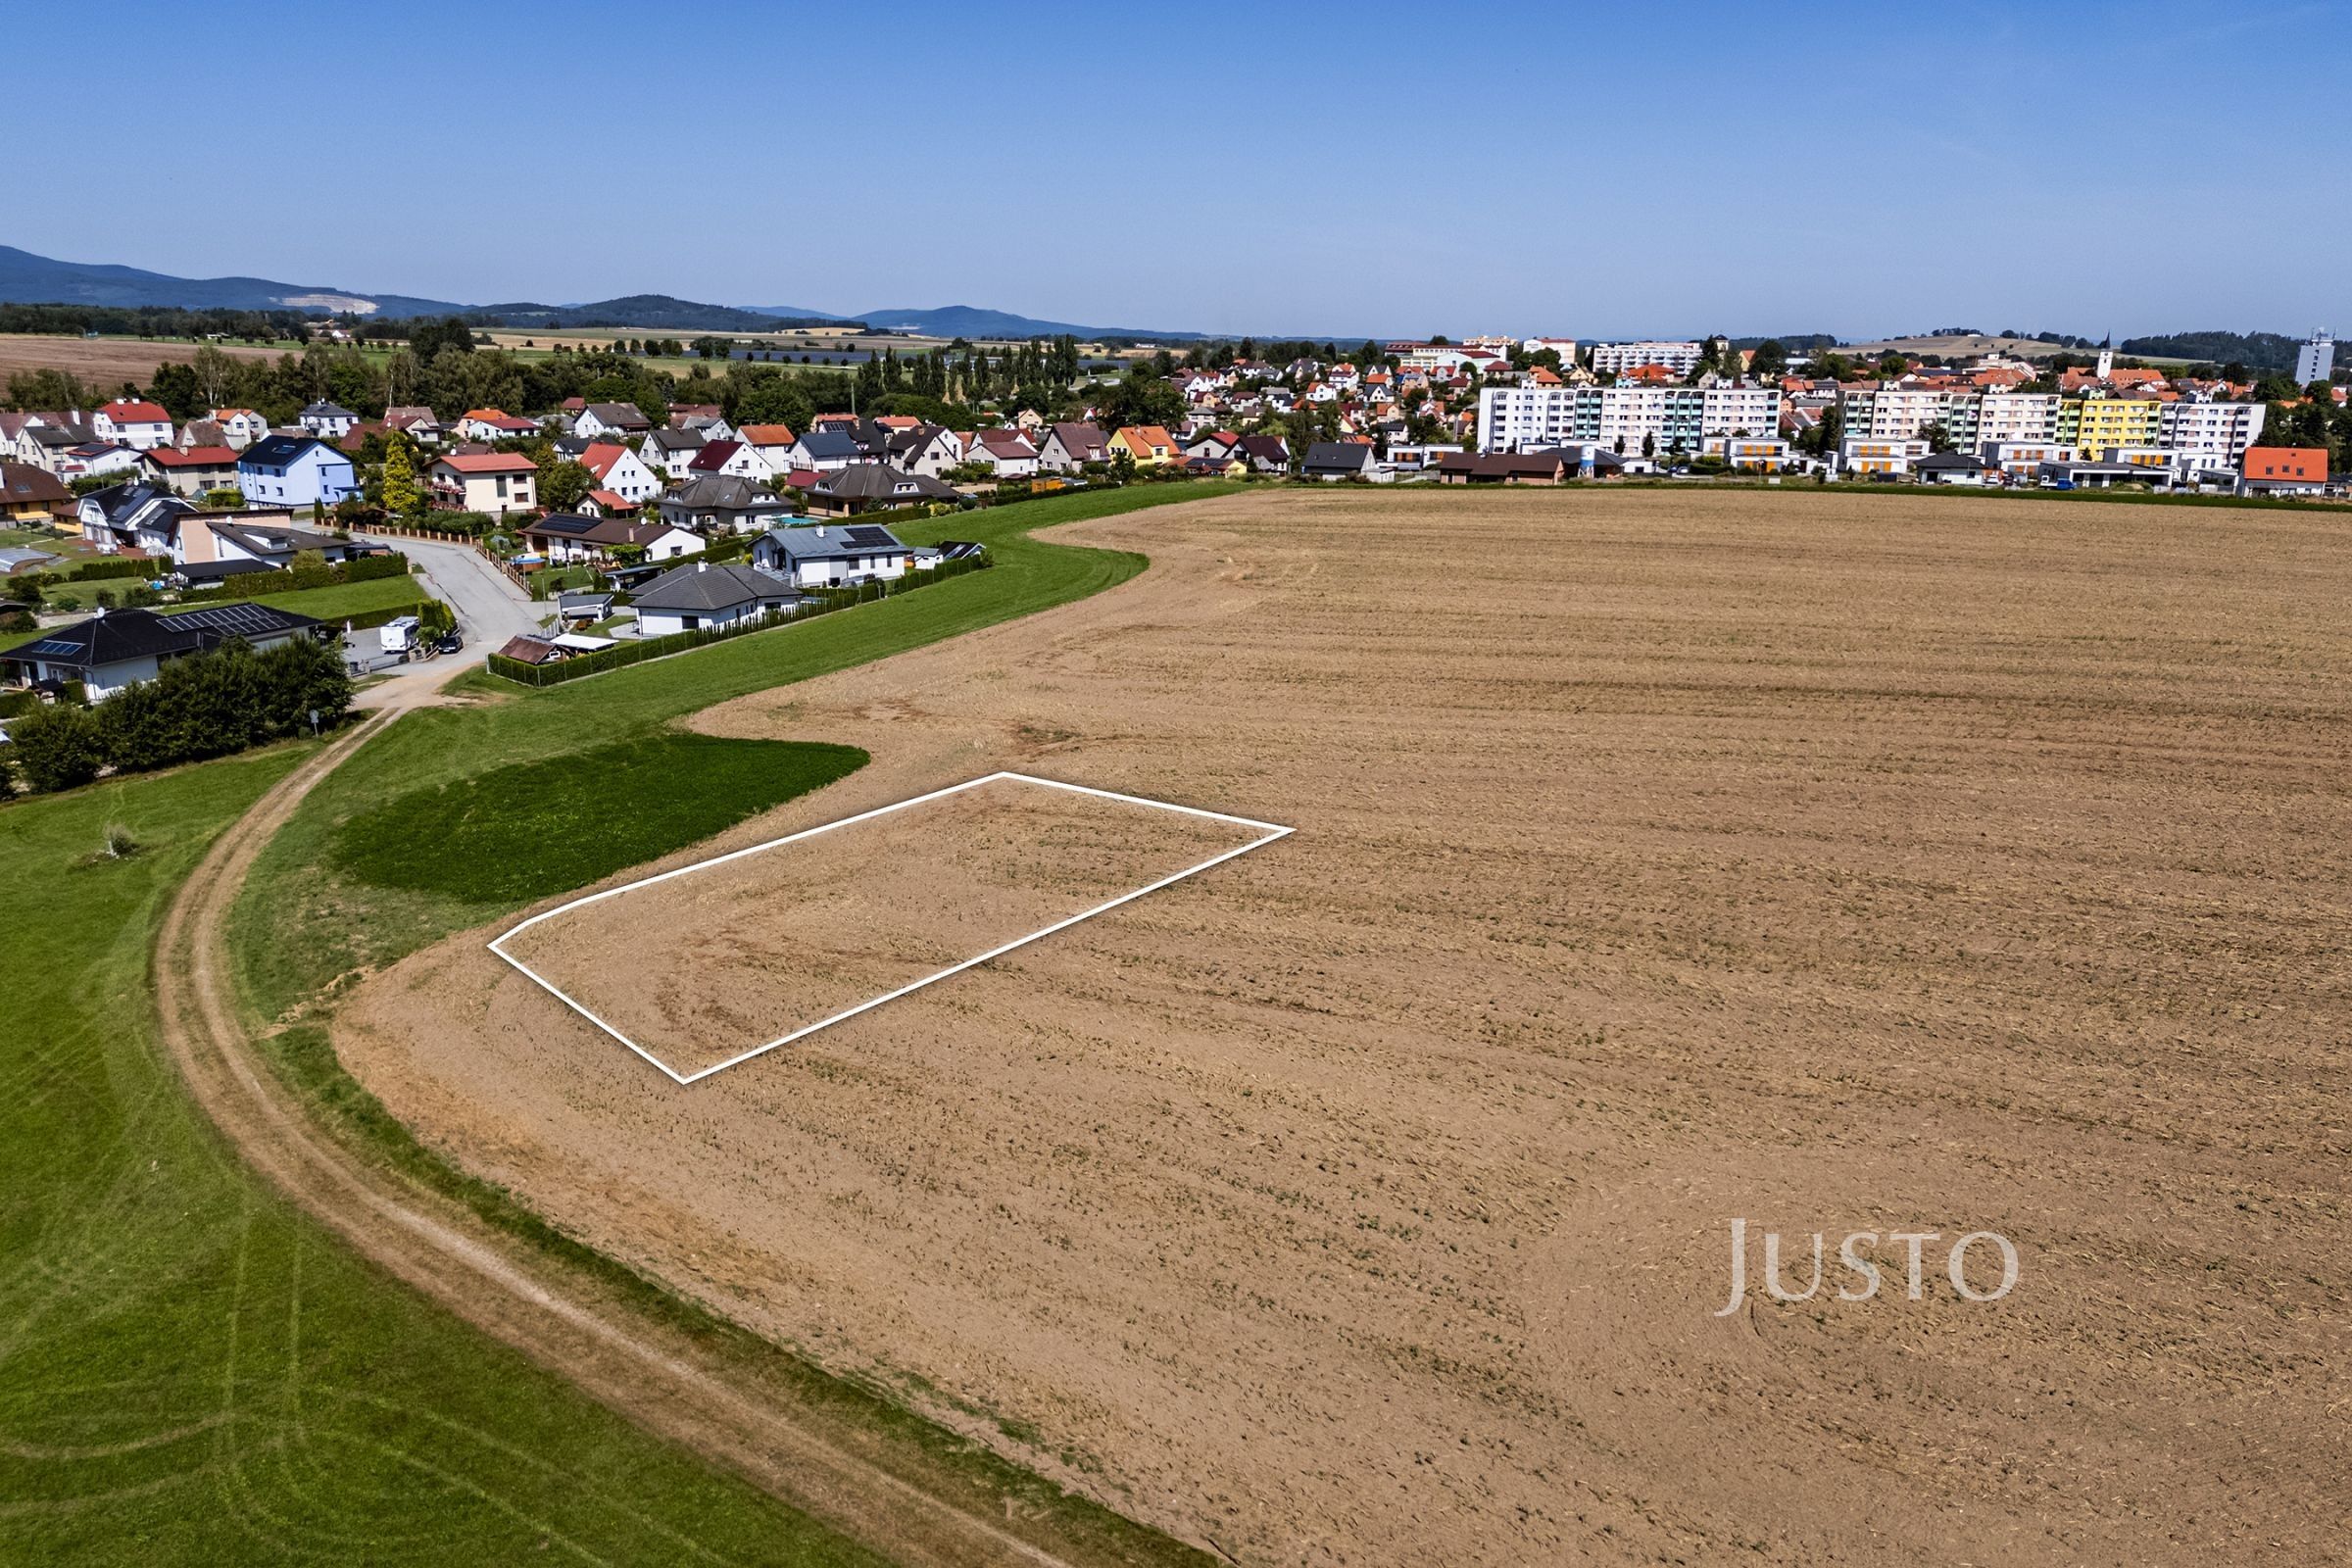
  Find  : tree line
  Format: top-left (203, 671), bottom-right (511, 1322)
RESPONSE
top-left (3, 635), bottom-right (353, 797)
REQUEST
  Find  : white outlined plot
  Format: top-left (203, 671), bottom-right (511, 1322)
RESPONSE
top-left (488, 771), bottom-right (1293, 1084)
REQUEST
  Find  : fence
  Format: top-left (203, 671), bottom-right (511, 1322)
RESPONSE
top-left (485, 551), bottom-right (991, 688)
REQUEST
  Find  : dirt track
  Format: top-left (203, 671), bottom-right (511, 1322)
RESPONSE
top-left (339, 489), bottom-right (2352, 1563)
top-left (154, 686), bottom-right (1103, 1568)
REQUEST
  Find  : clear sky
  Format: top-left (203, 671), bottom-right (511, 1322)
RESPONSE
top-left (8, 1), bottom-right (2345, 340)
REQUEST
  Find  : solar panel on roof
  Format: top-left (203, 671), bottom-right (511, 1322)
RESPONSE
top-left (19, 638), bottom-right (81, 658)
top-left (846, 526), bottom-right (896, 546)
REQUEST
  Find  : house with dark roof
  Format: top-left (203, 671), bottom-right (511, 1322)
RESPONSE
top-left (686, 439), bottom-right (765, 481)
top-left (236, 435), bottom-right (358, 510)
top-left (382, 405), bottom-right (444, 444)
top-left (575, 402), bottom-right (653, 439)
top-left (806, 463), bottom-right (959, 516)
top-left (641, 424), bottom-right (710, 480)
top-left (1037, 421), bottom-right (1110, 472)
top-left (517, 513), bottom-right (703, 565)
top-left (962, 428), bottom-right (1040, 477)
top-left (1233, 433), bottom-right (1291, 473)
top-left (785, 429), bottom-right (863, 473)
top-left (1435, 451), bottom-right (1569, 485)
top-left (886, 423), bottom-right (965, 477)
top-left (750, 520), bottom-right (914, 586)
top-left (4, 603), bottom-right (328, 699)
top-left (626, 560), bottom-right (803, 637)
top-left (298, 401), bottom-right (361, 439)
top-left (75, 482), bottom-right (193, 556)
top-left (657, 474), bottom-right (796, 536)
top-left (0, 461), bottom-right (72, 524)
top-left (1301, 441), bottom-right (1378, 481)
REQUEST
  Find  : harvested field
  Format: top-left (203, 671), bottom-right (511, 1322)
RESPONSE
top-left (337, 488), bottom-right (2352, 1564)
top-left (0, 332), bottom-right (284, 388)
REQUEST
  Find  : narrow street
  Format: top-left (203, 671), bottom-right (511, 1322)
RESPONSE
top-left (354, 530), bottom-right (544, 657)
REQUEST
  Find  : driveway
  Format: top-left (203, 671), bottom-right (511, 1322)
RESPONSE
top-left (353, 531), bottom-right (545, 660)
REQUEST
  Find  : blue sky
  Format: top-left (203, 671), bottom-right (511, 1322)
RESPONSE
top-left (7, 1), bottom-right (2345, 339)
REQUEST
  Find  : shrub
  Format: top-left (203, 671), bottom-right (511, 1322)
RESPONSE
top-left (10, 703), bottom-right (106, 792)
top-left (69, 558), bottom-right (154, 583)
top-left (88, 636), bottom-right (354, 781)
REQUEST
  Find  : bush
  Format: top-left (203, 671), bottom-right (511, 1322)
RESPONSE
top-left (69, 557), bottom-right (155, 583)
top-left (10, 703), bottom-right (107, 792)
top-left (71, 636), bottom-right (353, 786)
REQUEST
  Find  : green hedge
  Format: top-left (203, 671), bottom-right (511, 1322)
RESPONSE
top-left (176, 551), bottom-right (413, 604)
top-left (68, 557), bottom-right (155, 582)
top-left (488, 551), bottom-right (991, 687)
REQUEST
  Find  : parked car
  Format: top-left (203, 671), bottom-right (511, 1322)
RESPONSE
top-left (432, 631), bottom-right (463, 655)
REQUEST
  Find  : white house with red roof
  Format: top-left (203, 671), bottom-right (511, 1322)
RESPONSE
top-left (963, 428), bottom-right (1040, 477)
top-left (209, 408), bottom-right (270, 449)
top-left (685, 439), bottom-right (765, 481)
top-left (430, 451), bottom-right (538, 514)
top-left (580, 441), bottom-right (662, 504)
top-left (455, 408), bottom-right (539, 442)
top-left (93, 398), bottom-right (174, 449)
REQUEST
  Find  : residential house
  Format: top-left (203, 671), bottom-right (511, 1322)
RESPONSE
top-left (454, 408), bottom-right (539, 442)
top-left (298, 400), bottom-right (361, 439)
top-left (575, 402), bottom-right (653, 439)
top-left (685, 439), bottom-right (766, 482)
top-left (2239, 446), bottom-right (2328, 496)
top-left (963, 428), bottom-right (1040, 478)
top-left (626, 560), bottom-right (803, 637)
top-left (1037, 421), bottom-right (1109, 471)
top-left (1301, 441), bottom-right (1377, 480)
top-left (1914, 452), bottom-right (1995, 485)
top-left (382, 405), bottom-right (445, 444)
top-left (642, 424), bottom-right (711, 480)
top-left (3, 604), bottom-right (327, 700)
top-left (806, 464), bottom-right (960, 516)
top-left (0, 461), bottom-right (72, 525)
top-left (751, 520), bottom-right (914, 586)
top-left (196, 519), bottom-right (362, 571)
top-left (658, 473), bottom-right (795, 536)
top-left (1183, 429), bottom-right (1241, 462)
top-left (429, 452), bottom-right (538, 514)
top-left (211, 408), bottom-right (271, 449)
top-left (59, 442), bottom-right (144, 483)
top-left (76, 482), bottom-right (194, 555)
top-left (91, 398), bottom-right (174, 450)
top-left (1233, 433), bottom-right (1290, 473)
top-left (1435, 451), bottom-right (1570, 485)
top-left (1109, 425), bottom-right (1178, 466)
top-left (138, 445), bottom-right (242, 497)
top-left (886, 423), bottom-right (965, 477)
top-left (517, 513), bottom-right (703, 564)
top-left (737, 423), bottom-right (798, 474)
top-left (580, 441), bottom-right (663, 505)
top-left (786, 429), bottom-right (863, 473)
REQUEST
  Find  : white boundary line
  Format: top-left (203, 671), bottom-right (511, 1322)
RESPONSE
top-left (488, 771), bottom-right (1293, 1085)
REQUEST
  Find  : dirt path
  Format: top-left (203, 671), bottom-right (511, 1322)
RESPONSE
top-left (150, 683), bottom-right (1122, 1568)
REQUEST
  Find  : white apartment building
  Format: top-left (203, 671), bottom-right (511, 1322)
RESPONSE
top-left (1975, 392), bottom-right (2061, 445)
top-left (2294, 331), bottom-right (2333, 385)
top-left (1591, 340), bottom-right (1703, 376)
top-left (1477, 383), bottom-right (1778, 455)
top-left (2159, 397), bottom-right (2266, 459)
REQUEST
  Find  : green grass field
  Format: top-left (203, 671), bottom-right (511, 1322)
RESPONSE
top-left (0, 750), bottom-right (884, 1564)
top-left (334, 732), bottom-right (866, 903)
top-left (174, 573), bottom-right (433, 624)
top-left (0, 480), bottom-right (1231, 1563)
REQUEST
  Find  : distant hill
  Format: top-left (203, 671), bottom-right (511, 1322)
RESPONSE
top-left (459, 296), bottom-right (846, 331)
top-left (2117, 329), bottom-right (2308, 374)
top-left (739, 303), bottom-right (1208, 341)
top-left (0, 244), bottom-right (464, 318)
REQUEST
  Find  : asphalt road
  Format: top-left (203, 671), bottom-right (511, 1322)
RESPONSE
top-left (354, 532), bottom-right (544, 660)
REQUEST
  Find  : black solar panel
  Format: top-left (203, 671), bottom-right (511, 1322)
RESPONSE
top-left (18, 637), bottom-right (80, 658)
top-left (846, 526), bottom-right (896, 547)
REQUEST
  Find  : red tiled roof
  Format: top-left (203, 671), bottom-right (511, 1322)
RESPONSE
top-left (738, 423), bottom-right (797, 446)
top-left (580, 442), bottom-right (629, 477)
top-left (436, 452), bottom-right (536, 473)
top-left (146, 445), bottom-right (239, 466)
top-left (103, 399), bottom-right (171, 423)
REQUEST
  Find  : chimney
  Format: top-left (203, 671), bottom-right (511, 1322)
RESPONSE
top-left (696, 559), bottom-right (707, 571)
top-left (814, 524), bottom-right (825, 537)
